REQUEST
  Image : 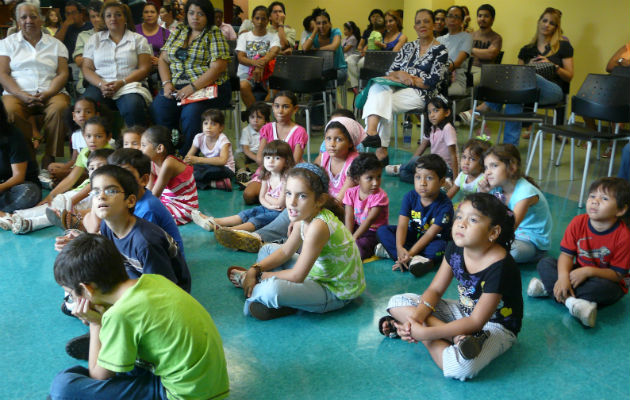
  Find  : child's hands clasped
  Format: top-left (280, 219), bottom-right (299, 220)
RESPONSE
top-left (73, 297), bottom-right (106, 326)
top-left (553, 276), bottom-right (574, 303)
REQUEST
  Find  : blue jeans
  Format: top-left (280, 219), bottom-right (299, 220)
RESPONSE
top-left (376, 224), bottom-right (447, 263)
top-left (193, 164), bottom-right (234, 190)
top-left (0, 181), bottom-right (41, 212)
top-left (238, 205), bottom-right (281, 230)
top-left (243, 243), bottom-right (350, 316)
top-left (150, 82), bottom-right (231, 155)
top-left (511, 239), bottom-right (546, 264)
top-left (486, 75), bottom-right (564, 145)
top-left (399, 156), bottom-right (453, 184)
top-left (49, 366), bottom-right (167, 400)
top-left (84, 85), bottom-right (148, 127)
top-left (255, 208), bottom-right (290, 243)
top-left (618, 143), bottom-right (630, 181)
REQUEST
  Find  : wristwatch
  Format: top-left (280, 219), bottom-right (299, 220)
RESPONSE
top-left (619, 57), bottom-right (625, 65)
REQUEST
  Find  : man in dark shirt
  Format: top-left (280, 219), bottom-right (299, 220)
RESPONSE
top-left (470, 4), bottom-right (502, 86)
top-left (55, 1), bottom-right (91, 60)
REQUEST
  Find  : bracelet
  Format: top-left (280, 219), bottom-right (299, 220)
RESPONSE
top-left (98, 81), bottom-right (103, 88)
top-left (190, 81), bottom-right (197, 90)
top-left (162, 80), bottom-right (172, 86)
top-left (420, 297), bottom-right (436, 312)
top-left (122, 78), bottom-right (127, 85)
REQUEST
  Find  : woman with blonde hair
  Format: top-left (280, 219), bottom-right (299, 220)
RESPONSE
top-left (480, 7), bottom-right (573, 145)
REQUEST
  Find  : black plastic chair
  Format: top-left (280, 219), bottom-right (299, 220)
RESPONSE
top-left (268, 55), bottom-right (327, 161)
top-left (525, 73), bottom-right (630, 207)
top-left (293, 49), bottom-right (339, 116)
top-left (468, 65), bottom-right (542, 143)
top-left (359, 51), bottom-right (399, 85)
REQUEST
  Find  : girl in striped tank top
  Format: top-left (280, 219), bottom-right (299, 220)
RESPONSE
top-left (141, 126), bottom-right (198, 225)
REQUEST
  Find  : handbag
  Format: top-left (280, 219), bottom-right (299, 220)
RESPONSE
top-left (354, 77), bottom-right (408, 109)
top-left (532, 62), bottom-right (556, 81)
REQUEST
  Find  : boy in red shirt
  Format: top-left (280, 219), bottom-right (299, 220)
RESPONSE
top-left (528, 177), bottom-right (630, 327)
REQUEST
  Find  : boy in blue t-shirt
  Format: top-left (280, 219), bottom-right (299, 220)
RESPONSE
top-left (50, 234), bottom-right (229, 400)
top-left (376, 154), bottom-right (454, 277)
top-left (107, 148), bottom-right (184, 255)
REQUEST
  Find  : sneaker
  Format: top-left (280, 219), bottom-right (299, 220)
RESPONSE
top-left (568, 298), bottom-right (597, 328)
top-left (408, 255), bottom-right (434, 277)
top-left (236, 168), bottom-right (252, 183)
top-left (191, 210), bottom-right (217, 231)
top-left (11, 214), bottom-right (31, 234)
top-left (65, 333), bottom-right (90, 360)
top-left (38, 170), bottom-right (54, 190)
top-left (385, 164), bottom-right (401, 176)
top-left (458, 110), bottom-right (473, 124)
top-left (457, 330), bottom-right (489, 360)
top-left (249, 302), bottom-right (297, 320)
top-left (0, 214), bottom-right (12, 230)
top-left (527, 277), bottom-right (548, 297)
top-left (374, 243), bottom-right (389, 259)
top-left (215, 227), bottom-right (262, 253)
top-left (362, 134), bottom-right (381, 148)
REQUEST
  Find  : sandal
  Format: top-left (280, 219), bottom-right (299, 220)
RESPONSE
top-left (191, 210), bottom-right (217, 231)
top-left (378, 316), bottom-right (400, 339)
top-left (61, 210), bottom-right (85, 232)
top-left (457, 330), bottom-right (489, 360)
top-left (227, 266), bottom-right (247, 288)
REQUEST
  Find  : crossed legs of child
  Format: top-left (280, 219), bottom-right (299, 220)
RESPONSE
top-left (354, 226), bottom-right (379, 259)
top-left (529, 257), bottom-right (624, 327)
top-left (385, 294), bottom-right (516, 381)
top-left (193, 164), bottom-right (234, 191)
top-left (376, 225), bottom-right (447, 273)
top-left (242, 243), bottom-right (351, 319)
top-left (511, 239), bottom-right (547, 264)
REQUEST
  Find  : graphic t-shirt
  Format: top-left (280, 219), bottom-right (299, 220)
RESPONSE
top-left (446, 242), bottom-right (523, 335)
top-left (560, 214), bottom-right (630, 292)
top-left (236, 30), bottom-right (280, 76)
top-left (471, 29), bottom-right (502, 66)
top-left (399, 190), bottom-right (454, 241)
top-left (100, 218), bottom-right (191, 292)
top-left (98, 274), bottom-right (229, 400)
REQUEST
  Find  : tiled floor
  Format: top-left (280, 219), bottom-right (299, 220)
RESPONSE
top-left (0, 122), bottom-right (628, 399)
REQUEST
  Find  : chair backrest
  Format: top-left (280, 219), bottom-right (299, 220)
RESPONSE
top-left (611, 66), bottom-right (630, 78)
top-left (475, 64), bottom-right (539, 104)
top-left (495, 51), bottom-right (505, 64)
top-left (360, 51), bottom-right (398, 80)
top-left (293, 49), bottom-right (336, 80)
top-left (571, 73), bottom-right (630, 123)
top-left (269, 55), bottom-right (325, 93)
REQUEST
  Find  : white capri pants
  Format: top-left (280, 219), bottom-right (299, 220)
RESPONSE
top-left (361, 84), bottom-right (425, 147)
top-left (387, 293), bottom-right (517, 381)
top-left (13, 188), bottom-right (91, 231)
top-left (346, 54), bottom-right (363, 88)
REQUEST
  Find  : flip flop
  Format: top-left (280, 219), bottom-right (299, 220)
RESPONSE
top-left (378, 315), bottom-right (400, 339)
top-left (227, 266), bottom-right (247, 288)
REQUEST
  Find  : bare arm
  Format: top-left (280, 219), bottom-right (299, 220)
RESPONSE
top-left (392, 34), bottom-right (407, 53)
top-left (40, 166), bottom-right (86, 204)
top-left (408, 223), bottom-right (443, 258)
top-left (450, 51), bottom-right (469, 71)
top-left (151, 158), bottom-right (183, 198)
top-left (318, 35), bottom-right (341, 51)
top-left (352, 206), bottom-right (383, 241)
top-left (553, 252), bottom-right (575, 303)
top-left (446, 183), bottom-right (460, 199)
top-left (606, 45), bottom-right (630, 72)
top-left (471, 36), bottom-right (501, 62)
top-left (448, 145), bottom-right (458, 178)
top-left (413, 138), bottom-right (430, 157)
top-left (255, 138), bottom-right (268, 165)
top-left (241, 145), bottom-right (258, 162)
top-left (186, 143), bottom-right (231, 166)
top-left (292, 143), bottom-right (304, 164)
top-left (396, 215), bottom-right (410, 263)
top-left (0, 162), bottom-right (27, 193)
top-left (344, 204), bottom-right (355, 232)
top-left (335, 175), bottom-right (355, 203)
top-left (410, 257), bottom-right (453, 323)
top-left (512, 196), bottom-right (538, 229)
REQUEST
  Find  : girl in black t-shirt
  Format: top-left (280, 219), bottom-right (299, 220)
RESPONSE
top-left (378, 193), bottom-right (523, 381)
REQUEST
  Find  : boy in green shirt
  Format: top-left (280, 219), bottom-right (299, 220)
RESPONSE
top-left (49, 234), bottom-right (229, 400)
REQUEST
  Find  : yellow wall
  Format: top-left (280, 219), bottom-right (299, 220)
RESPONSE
top-left (248, 0), bottom-right (404, 40)
top-left (403, 0), bottom-right (630, 105)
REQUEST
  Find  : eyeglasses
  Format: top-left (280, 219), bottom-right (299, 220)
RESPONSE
top-left (446, 14), bottom-right (462, 19)
top-left (89, 187), bottom-right (123, 197)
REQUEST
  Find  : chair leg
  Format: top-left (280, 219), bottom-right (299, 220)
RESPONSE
top-left (570, 138), bottom-right (575, 181)
top-left (468, 100), bottom-right (477, 139)
top-left (538, 130), bottom-right (543, 181)
top-left (555, 137), bottom-right (566, 166)
top-left (596, 139), bottom-right (601, 160)
top-left (322, 91), bottom-right (327, 124)
top-left (608, 140), bottom-right (617, 176)
top-left (305, 108), bottom-right (311, 162)
top-left (525, 130), bottom-right (540, 176)
top-left (578, 142), bottom-right (592, 208)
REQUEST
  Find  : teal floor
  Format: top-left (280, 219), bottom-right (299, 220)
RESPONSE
top-left (1, 132), bottom-right (629, 399)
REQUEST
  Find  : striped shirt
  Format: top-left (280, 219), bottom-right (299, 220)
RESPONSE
top-left (152, 156), bottom-right (199, 225)
top-left (161, 24), bottom-right (230, 86)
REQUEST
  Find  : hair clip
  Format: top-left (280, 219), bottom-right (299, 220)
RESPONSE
top-left (475, 134), bottom-right (491, 142)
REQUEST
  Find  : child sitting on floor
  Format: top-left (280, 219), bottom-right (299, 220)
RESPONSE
top-left (227, 163), bottom-right (365, 320)
top-left (480, 144), bottom-right (552, 264)
top-left (447, 137), bottom-right (491, 199)
top-left (528, 177), bottom-right (630, 327)
top-left (379, 193), bottom-right (522, 381)
top-left (49, 234), bottom-right (228, 400)
top-left (343, 153), bottom-right (389, 259)
top-left (314, 116), bottom-right (365, 201)
top-left (192, 140), bottom-right (293, 233)
top-left (184, 109), bottom-right (235, 191)
top-left (376, 154), bottom-right (454, 277)
top-left (141, 125), bottom-right (199, 225)
top-left (236, 101), bottom-right (270, 182)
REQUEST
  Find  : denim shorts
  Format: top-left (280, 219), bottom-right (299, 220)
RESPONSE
top-left (238, 205), bottom-right (281, 230)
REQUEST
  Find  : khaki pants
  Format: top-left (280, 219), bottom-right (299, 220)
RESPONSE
top-left (2, 93), bottom-right (70, 158)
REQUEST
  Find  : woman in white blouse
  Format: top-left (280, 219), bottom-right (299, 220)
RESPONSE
top-left (0, 2), bottom-right (70, 169)
top-left (82, 0), bottom-right (152, 127)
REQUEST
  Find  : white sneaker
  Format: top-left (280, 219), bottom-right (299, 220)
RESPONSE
top-left (385, 164), bottom-right (401, 176)
top-left (11, 214), bottom-right (32, 234)
top-left (374, 243), bottom-right (389, 258)
top-left (527, 277), bottom-right (548, 297)
top-left (0, 214), bottom-right (12, 230)
top-left (191, 210), bottom-right (216, 231)
top-left (567, 298), bottom-right (597, 328)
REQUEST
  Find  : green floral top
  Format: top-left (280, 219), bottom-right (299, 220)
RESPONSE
top-left (301, 208), bottom-right (365, 300)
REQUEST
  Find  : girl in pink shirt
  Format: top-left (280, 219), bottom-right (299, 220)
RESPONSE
top-left (386, 96), bottom-right (458, 183)
top-left (315, 116), bottom-right (366, 201)
top-left (243, 91), bottom-right (307, 204)
top-left (343, 153), bottom-right (389, 259)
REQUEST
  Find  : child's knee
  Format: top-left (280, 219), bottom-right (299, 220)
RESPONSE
top-left (49, 366), bottom-right (87, 399)
top-left (441, 346), bottom-right (480, 381)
